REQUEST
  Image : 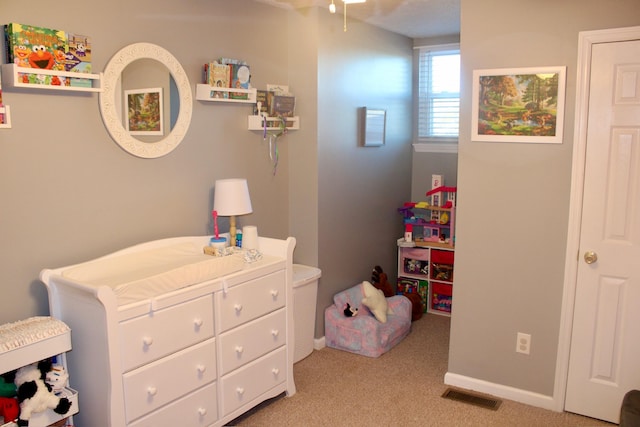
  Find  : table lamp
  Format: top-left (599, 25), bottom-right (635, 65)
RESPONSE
top-left (213, 178), bottom-right (253, 247)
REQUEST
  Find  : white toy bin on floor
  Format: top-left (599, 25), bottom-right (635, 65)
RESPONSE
top-left (292, 264), bottom-right (321, 363)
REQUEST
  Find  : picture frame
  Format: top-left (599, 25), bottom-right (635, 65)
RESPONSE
top-left (359, 107), bottom-right (386, 147)
top-left (125, 87), bottom-right (163, 135)
top-left (471, 66), bottom-right (566, 144)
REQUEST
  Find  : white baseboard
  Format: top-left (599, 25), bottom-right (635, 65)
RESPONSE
top-left (314, 336), bottom-right (325, 350)
top-left (444, 372), bottom-right (558, 411)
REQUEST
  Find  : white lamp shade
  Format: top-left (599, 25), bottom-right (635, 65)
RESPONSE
top-left (213, 179), bottom-right (253, 216)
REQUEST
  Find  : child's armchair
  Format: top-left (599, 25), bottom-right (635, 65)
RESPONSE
top-left (324, 281), bottom-right (412, 357)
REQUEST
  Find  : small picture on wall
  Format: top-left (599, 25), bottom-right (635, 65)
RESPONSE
top-left (471, 66), bottom-right (566, 144)
top-left (125, 87), bottom-right (163, 135)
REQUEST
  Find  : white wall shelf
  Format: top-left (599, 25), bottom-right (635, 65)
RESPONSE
top-left (1, 64), bottom-right (102, 92)
top-left (195, 84), bottom-right (257, 103)
top-left (0, 105), bottom-right (11, 128)
top-left (248, 115), bottom-right (299, 131)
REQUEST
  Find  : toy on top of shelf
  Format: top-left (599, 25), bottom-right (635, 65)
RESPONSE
top-left (426, 185), bottom-right (457, 208)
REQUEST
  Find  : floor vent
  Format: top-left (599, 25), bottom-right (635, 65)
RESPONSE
top-left (442, 388), bottom-right (502, 411)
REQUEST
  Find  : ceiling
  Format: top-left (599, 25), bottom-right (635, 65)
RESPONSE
top-left (252, 0), bottom-right (460, 39)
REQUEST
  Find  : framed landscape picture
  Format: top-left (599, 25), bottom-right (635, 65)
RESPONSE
top-left (472, 66), bottom-right (566, 144)
top-left (125, 87), bottom-right (163, 135)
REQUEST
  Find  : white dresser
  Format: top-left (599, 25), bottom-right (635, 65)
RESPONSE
top-left (40, 235), bottom-right (296, 427)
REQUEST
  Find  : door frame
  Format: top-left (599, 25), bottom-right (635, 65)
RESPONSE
top-left (554, 25), bottom-right (640, 413)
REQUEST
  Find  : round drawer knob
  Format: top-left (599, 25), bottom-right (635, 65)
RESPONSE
top-left (271, 329), bottom-right (280, 338)
top-left (272, 368), bottom-right (280, 376)
top-left (194, 318), bottom-right (204, 328)
top-left (236, 387), bottom-right (245, 396)
top-left (197, 364), bottom-right (207, 374)
top-left (234, 304), bottom-right (243, 312)
top-left (270, 289), bottom-right (279, 297)
top-left (142, 336), bottom-right (154, 347)
top-left (198, 407), bottom-right (207, 416)
top-left (235, 346), bottom-right (244, 354)
top-left (147, 386), bottom-right (158, 396)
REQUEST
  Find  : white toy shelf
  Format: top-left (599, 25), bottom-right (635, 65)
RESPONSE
top-left (0, 317), bottom-right (79, 427)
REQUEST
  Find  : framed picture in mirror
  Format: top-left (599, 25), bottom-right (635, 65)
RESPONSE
top-left (125, 87), bottom-right (164, 135)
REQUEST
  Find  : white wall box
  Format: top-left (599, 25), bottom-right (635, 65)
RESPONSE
top-left (40, 235), bottom-right (296, 427)
top-left (1, 64), bottom-right (102, 92)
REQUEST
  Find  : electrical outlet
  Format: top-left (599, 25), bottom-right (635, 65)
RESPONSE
top-left (516, 332), bottom-right (531, 355)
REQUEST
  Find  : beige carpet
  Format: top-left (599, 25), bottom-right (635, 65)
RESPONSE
top-left (230, 314), bottom-right (615, 427)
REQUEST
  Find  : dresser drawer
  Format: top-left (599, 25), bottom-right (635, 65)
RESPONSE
top-left (123, 338), bottom-right (217, 423)
top-left (216, 270), bottom-right (285, 332)
top-left (120, 294), bottom-right (214, 372)
top-left (219, 309), bottom-right (286, 375)
top-left (128, 382), bottom-right (217, 427)
top-left (220, 346), bottom-right (286, 416)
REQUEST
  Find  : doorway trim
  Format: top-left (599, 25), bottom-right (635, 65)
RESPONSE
top-left (554, 25), bottom-right (640, 412)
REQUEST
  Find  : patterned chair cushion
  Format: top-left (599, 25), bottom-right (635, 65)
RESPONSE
top-left (325, 282), bottom-right (412, 358)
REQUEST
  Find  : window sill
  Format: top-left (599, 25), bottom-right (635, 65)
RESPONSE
top-left (413, 142), bottom-right (458, 154)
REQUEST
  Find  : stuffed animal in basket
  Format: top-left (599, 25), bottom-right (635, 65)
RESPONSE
top-left (14, 360), bottom-right (71, 427)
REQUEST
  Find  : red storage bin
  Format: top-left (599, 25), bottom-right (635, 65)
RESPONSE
top-left (431, 282), bottom-right (452, 314)
top-left (431, 249), bottom-right (454, 282)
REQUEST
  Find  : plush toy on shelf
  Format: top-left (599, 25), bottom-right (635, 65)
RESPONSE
top-left (0, 374), bottom-right (17, 397)
top-left (14, 360), bottom-right (72, 426)
top-left (0, 396), bottom-right (20, 424)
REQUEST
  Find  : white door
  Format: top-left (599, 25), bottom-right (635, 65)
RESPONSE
top-left (564, 38), bottom-right (640, 423)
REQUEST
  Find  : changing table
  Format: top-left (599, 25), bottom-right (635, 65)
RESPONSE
top-left (40, 235), bottom-right (296, 427)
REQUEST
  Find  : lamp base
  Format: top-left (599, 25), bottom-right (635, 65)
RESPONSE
top-left (229, 215), bottom-right (237, 247)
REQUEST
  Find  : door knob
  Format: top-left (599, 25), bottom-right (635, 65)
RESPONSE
top-left (584, 251), bottom-right (598, 264)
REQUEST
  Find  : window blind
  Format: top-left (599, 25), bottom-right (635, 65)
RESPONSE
top-left (418, 46), bottom-right (460, 141)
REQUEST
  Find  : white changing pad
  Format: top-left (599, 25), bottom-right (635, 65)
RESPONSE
top-left (62, 242), bottom-right (244, 306)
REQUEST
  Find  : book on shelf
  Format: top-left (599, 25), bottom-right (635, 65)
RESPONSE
top-left (254, 90), bottom-right (270, 115)
top-left (66, 33), bottom-right (93, 88)
top-left (65, 33), bottom-right (92, 73)
top-left (218, 57), bottom-right (245, 66)
top-left (229, 63), bottom-right (251, 100)
top-left (5, 23), bottom-right (67, 70)
top-left (270, 94), bottom-right (296, 118)
top-left (208, 62), bottom-right (231, 98)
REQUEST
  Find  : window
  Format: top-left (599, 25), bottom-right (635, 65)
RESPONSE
top-left (417, 44), bottom-right (460, 149)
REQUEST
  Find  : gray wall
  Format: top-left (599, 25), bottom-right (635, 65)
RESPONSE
top-left (0, 0), bottom-right (414, 338)
top-left (0, 0), bottom-right (292, 324)
top-left (450, 0), bottom-right (640, 397)
top-left (315, 11), bottom-right (413, 335)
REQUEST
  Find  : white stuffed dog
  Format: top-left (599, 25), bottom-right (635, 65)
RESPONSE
top-left (14, 361), bottom-right (71, 426)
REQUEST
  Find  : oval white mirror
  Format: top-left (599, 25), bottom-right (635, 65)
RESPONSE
top-left (99, 43), bottom-right (192, 158)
